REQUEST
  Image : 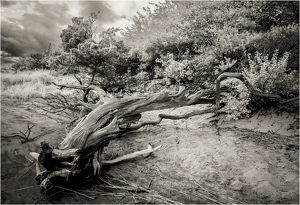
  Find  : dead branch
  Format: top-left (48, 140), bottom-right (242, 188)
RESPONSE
top-left (215, 72), bottom-right (282, 108)
top-left (102, 144), bottom-right (162, 165)
top-left (35, 93), bottom-right (80, 116)
top-left (280, 96), bottom-right (299, 105)
top-left (215, 72), bottom-right (298, 110)
top-left (52, 82), bottom-right (106, 98)
top-left (99, 176), bottom-right (183, 204)
top-left (51, 81), bottom-right (107, 116)
top-left (20, 123), bottom-right (35, 138)
top-left (125, 106), bottom-right (215, 131)
top-left (159, 106), bottom-right (216, 119)
top-left (19, 123), bottom-right (35, 143)
top-left (127, 118), bottom-right (163, 130)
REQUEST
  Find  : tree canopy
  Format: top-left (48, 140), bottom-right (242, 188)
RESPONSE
top-left (60, 11), bottom-right (100, 52)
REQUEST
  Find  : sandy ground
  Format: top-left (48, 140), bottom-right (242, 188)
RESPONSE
top-left (1, 98), bottom-right (299, 204)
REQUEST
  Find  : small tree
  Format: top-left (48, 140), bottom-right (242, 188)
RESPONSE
top-left (69, 28), bottom-right (130, 90)
top-left (28, 53), bottom-right (44, 69)
top-left (11, 57), bottom-right (28, 72)
top-left (60, 11), bottom-right (100, 52)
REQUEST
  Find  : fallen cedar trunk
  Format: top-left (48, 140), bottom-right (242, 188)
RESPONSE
top-left (30, 85), bottom-right (217, 189)
top-left (29, 72), bottom-right (294, 190)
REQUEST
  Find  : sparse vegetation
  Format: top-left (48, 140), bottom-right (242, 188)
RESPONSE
top-left (1, 70), bottom-right (77, 100)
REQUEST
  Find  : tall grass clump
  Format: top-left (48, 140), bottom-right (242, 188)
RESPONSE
top-left (1, 70), bottom-right (76, 101)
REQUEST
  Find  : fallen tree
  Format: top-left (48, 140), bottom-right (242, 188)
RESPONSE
top-left (29, 72), bottom-right (298, 191)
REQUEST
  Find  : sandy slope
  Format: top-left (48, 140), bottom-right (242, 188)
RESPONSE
top-left (1, 99), bottom-right (299, 204)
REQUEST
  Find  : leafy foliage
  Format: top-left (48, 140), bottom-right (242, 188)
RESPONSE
top-left (69, 28), bottom-right (130, 90)
top-left (245, 24), bottom-right (299, 72)
top-left (6, 1), bottom-right (298, 120)
top-left (244, 50), bottom-right (299, 99)
top-left (155, 53), bottom-right (193, 85)
top-left (219, 78), bottom-right (251, 120)
top-left (54, 13), bottom-right (132, 92)
top-left (217, 49), bottom-right (299, 120)
top-left (253, 1), bottom-right (299, 32)
top-left (29, 53), bottom-right (44, 69)
top-left (60, 11), bottom-right (100, 52)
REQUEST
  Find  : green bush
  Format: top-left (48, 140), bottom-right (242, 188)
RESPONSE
top-left (155, 53), bottom-right (193, 84)
top-left (219, 78), bottom-right (251, 120)
top-left (245, 24), bottom-right (299, 72)
top-left (218, 49), bottom-right (299, 120)
top-left (243, 50), bottom-right (299, 99)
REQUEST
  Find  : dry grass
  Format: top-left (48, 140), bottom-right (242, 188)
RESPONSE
top-left (1, 70), bottom-right (78, 101)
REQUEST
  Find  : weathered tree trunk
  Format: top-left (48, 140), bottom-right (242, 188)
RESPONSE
top-left (30, 72), bottom-right (296, 190)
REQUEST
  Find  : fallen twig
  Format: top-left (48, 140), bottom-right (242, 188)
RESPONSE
top-left (98, 175), bottom-right (183, 204)
top-left (19, 123), bottom-right (35, 143)
top-left (47, 185), bottom-right (96, 200)
top-left (9, 185), bottom-right (95, 200)
top-left (32, 189), bottom-right (64, 204)
top-left (17, 163), bottom-right (35, 180)
top-left (193, 178), bottom-right (245, 204)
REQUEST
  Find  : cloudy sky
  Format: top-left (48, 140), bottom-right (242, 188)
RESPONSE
top-left (1, 0), bottom-right (161, 61)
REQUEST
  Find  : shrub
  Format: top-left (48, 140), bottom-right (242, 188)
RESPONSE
top-left (245, 24), bottom-right (299, 72)
top-left (219, 78), bottom-right (251, 120)
top-left (214, 57), bottom-right (237, 75)
top-left (155, 53), bottom-right (193, 85)
top-left (243, 50), bottom-right (299, 99)
top-left (218, 49), bottom-right (299, 120)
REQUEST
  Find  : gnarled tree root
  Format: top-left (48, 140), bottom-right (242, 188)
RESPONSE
top-left (29, 144), bottom-right (161, 190)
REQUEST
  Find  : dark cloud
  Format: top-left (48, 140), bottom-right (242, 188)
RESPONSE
top-left (1, 1), bottom-right (144, 58)
top-left (1, 20), bottom-right (26, 56)
top-left (1, 1), bottom-right (17, 7)
top-left (1, 1), bottom-right (72, 57)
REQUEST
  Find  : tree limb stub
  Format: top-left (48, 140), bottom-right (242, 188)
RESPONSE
top-left (280, 96), bottom-right (299, 105)
top-left (52, 82), bottom-right (107, 97)
top-left (102, 144), bottom-right (162, 165)
top-left (159, 106), bottom-right (216, 120)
